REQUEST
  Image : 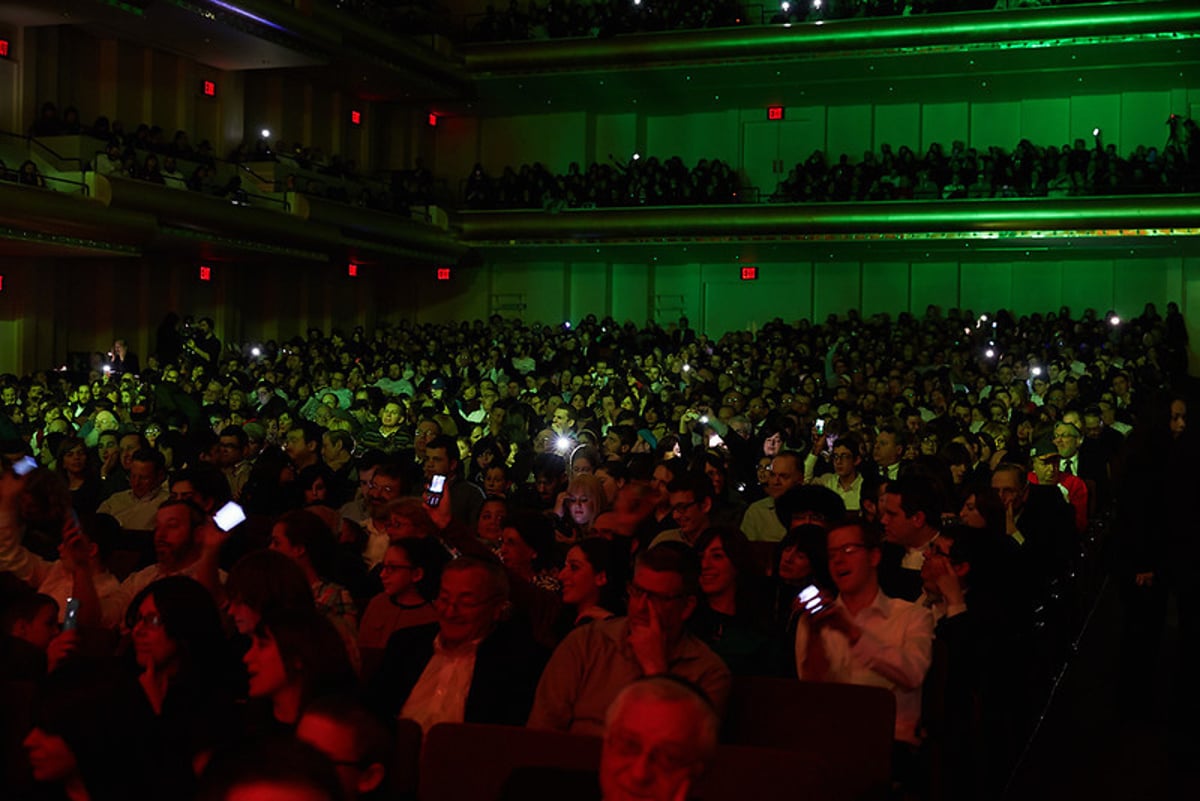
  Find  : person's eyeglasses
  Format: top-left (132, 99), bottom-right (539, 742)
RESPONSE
top-left (831, 452), bottom-right (855, 461)
top-left (367, 482), bottom-right (399, 495)
top-left (828, 543), bottom-right (869, 557)
top-left (380, 563), bottom-right (414, 573)
top-left (132, 613), bottom-right (164, 629)
top-left (669, 500), bottom-right (699, 515)
top-left (606, 730), bottom-right (694, 774)
top-left (435, 594), bottom-right (501, 612)
top-left (627, 582), bottom-right (686, 605)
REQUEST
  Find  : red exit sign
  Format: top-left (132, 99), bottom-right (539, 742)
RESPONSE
top-left (741, 266), bottom-right (758, 280)
top-left (767, 106), bottom-right (784, 121)
top-left (199, 266), bottom-right (212, 281)
top-left (436, 267), bottom-right (451, 281)
top-left (202, 80), bottom-right (216, 97)
top-left (0, 40), bottom-right (10, 58)
top-left (350, 110), bottom-right (361, 126)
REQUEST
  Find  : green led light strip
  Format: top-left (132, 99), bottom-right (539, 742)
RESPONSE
top-left (0, 226), bottom-right (141, 254)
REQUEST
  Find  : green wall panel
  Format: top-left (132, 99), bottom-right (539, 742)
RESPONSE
top-left (910, 261), bottom-right (959, 314)
top-left (611, 263), bottom-right (651, 325)
top-left (1010, 261), bottom-right (1063, 316)
top-left (1114, 259), bottom-right (1170, 319)
top-left (594, 113), bottom-right (637, 163)
top-left (1019, 97), bottom-right (1071, 148)
top-left (970, 101), bottom-right (1021, 150)
top-left (827, 104), bottom-right (872, 161)
top-left (814, 262), bottom-right (861, 322)
top-left (874, 104), bottom-right (920, 153)
top-left (1120, 92), bottom-right (1172, 158)
top-left (645, 111), bottom-right (738, 165)
top-left (862, 262), bottom-right (910, 317)
top-left (1059, 260), bottom-right (1114, 317)
top-left (569, 262), bottom-right (609, 321)
top-left (1068, 94), bottom-right (1120, 150)
top-left (960, 261), bottom-right (1013, 314)
top-left (921, 102), bottom-right (968, 154)
top-left (481, 113), bottom-right (586, 172)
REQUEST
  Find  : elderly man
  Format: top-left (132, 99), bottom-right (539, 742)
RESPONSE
top-left (527, 544), bottom-right (730, 735)
top-left (740, 451), bottom-right (804, 542)
top-left (370, 556), bottom-right (547, 730)
top-left (600, 677), bottom-right (719, 801)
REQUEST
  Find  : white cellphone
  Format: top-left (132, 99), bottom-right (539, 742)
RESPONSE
top-left (214, 501), bottom-right (246, 532)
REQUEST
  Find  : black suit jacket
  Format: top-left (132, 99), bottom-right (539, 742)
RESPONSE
top-left (370, 621), bottom-right (548, 727)
top-left (878, 541), bottom-right (924, 602)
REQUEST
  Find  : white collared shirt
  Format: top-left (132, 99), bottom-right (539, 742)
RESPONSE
top-left (400, 635), bottom-right (482, 732)
top-left (795, 590), bottom-right (934, 745)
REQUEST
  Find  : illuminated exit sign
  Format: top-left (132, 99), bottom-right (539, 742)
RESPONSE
top-left (767, 106), bottom-right (785, 121)
top-left (741, 266), bottom-right (758, 280)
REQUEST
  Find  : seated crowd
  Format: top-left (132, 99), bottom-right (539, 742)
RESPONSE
top-left (465, 156), bottom-right (741, 209)
top-left (24, 102), bottom-right (431, 213)
top-left (464, 121), bottom-right (1200, 211)
top-left (0, 300), bottom-right (1192, 800)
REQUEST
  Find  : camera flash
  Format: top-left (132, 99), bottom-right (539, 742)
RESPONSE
top-left (985, 349), bottom-right (995, 359)
top-left (261, 128), bottom-right (271, 139)
top-left (682, 363), bottom-right (691, 372)
top-left (1109, 315), bottom-right (1121, 326)
top-left (555, 437), bottom-right (572, 452)
top-left (1093, 127), bottom-right (1100, 137)
top-left (251, 347), bottom-right (262, 357)
top-left (1032, 366), bottom-right (1042, 376)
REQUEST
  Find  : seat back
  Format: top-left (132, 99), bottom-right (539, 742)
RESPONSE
top-left (721, 676), bottom-right (896, 801)
top-left (389, 718), bottom-right (423, 800)
top-left (418, 723), bottom-right (601, 801)
top-left (696, 743), bottom-right (832, 801)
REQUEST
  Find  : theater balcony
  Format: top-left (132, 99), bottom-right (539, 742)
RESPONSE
top-left (0, 135), bottom-right (464, 265)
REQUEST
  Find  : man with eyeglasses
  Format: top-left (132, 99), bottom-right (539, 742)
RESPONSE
top-left (600, 676), bottom-right (719, 801)
top-left (369, 556), bottom-right (546, 730)
top-left (740, 451), bottom-right (804, 542)
top-left (648, 474), bottom-right (713, 549)
top-left (795, 522), bottom-right (933, 751)
top-left (361, 462), bottom-right (411, 568)
top-left (528, 544), bottom-right (730, 736)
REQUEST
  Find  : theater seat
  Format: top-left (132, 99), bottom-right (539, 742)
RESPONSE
top-left (720, 676), bottom-right (895, 801)
top-left (418, 723), bottom-right (601, 801)
top-left (389, 718), bottom-right (422, 800)
top-left (695, 743), bottom-right (832, 801)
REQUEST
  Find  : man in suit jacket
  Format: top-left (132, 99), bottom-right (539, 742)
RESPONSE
top-left (370, 556), bottom-right (547, 730)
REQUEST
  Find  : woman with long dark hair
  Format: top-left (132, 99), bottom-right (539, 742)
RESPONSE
top-left (690, 526), bottom-right (781, 675)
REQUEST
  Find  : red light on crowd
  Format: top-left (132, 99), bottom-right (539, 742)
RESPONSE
top-left (428, 113), bottom-right (438, 127)
top-left (199, 266), bottom-right (211, 282)
top-left (350, 110), bottom-right (361, 126)
top-left (767, 106), bottom-right (784, 121)
top-left (202, 80), bottom-right (216, 97)
top-left (0, 40), bottom-right (10, 58)
top-left (436, 267), bottom-right (451, 281)
top-left (348, 264), bottom-right (358, 277)
top-left (740, 266), bottom-right (758, 280)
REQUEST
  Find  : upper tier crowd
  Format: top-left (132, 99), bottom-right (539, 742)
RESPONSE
top-left (464, 119), bottom-right (1200, 210)
top-left (315, 0), bottom-right (1149, 42)
top-left (0, 300), bottom-right (1194, 801)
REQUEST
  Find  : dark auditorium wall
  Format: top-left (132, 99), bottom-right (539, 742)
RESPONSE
top-left (16, 25), bottom-right (242, 161)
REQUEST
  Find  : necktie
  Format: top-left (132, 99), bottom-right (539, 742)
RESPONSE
top-left (1062, 459), bottom-right (1074, 476)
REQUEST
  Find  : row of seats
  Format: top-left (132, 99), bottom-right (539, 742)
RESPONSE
top-left (0, 676), bottom-right (891, 801)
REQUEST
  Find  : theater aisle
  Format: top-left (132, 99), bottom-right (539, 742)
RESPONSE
top-left (1003, 582), bottom-right (1197, 801)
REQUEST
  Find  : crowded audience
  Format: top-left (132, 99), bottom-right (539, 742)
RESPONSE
top-left (0, 298), bottom-right (1193, 800)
